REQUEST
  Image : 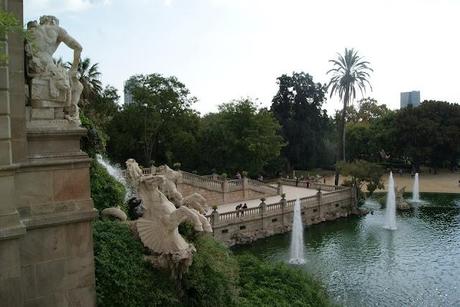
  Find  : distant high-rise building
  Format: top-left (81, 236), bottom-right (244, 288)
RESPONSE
top-left (123, 79), bottom-right (135, 105)
top-left (400, 91), bottom-right (420, 108)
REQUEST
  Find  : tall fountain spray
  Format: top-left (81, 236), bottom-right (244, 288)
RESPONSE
top-left (412, 173), bottom-right (420, 202)
top-left (384, 172), bottom-right (397, 230)
top-left (289, 198), bottom-right (306, 264)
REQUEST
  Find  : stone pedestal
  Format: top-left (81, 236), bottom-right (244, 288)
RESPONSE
top-left (9, 125), bottom-right (98, 307)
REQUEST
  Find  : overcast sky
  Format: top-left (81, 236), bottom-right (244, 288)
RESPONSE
top-left (25, 0), bottom-right (460, 115)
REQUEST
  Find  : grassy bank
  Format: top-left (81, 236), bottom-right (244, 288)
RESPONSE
top-left (94, 221), bottom-right (332, 307)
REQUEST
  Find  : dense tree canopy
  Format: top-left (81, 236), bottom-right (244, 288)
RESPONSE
top-left (345, 100), bottom-right (460, 171)
top-left (271, 72), bottom-right (334, 171)
top-left (200, 99), bottom-right (284, 176)
top-left (107, 74), bottom-right (199, 167)
top-left (390, 101), bottom-right (460, 170)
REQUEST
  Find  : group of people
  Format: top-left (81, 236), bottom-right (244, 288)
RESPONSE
top-left (235, 203), bottom-right (248, 217)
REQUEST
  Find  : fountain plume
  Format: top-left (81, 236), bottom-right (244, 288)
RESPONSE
top-left (412, 173), bottom-right (420, 202)
top-left (289, 198), bottom-right (306, 264)
top-left (384, 172), bottom-right (397, 230)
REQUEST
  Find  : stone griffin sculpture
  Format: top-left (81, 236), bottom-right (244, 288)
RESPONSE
top-left (25, 15), bottom-right (83, 125)
top-left (154, 164), bottom-right (209, 213)
top-left (125, 159), bottom-right (212, 274)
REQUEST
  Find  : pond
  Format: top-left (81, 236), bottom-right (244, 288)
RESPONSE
top-left (234, 193), bottom-right (460, 306)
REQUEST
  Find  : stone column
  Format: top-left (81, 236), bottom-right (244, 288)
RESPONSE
top-left (0, 1), bottom-right (26, 305)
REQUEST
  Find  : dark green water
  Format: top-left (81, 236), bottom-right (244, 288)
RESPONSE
top-left (235, 193), bottom-right (460, 306)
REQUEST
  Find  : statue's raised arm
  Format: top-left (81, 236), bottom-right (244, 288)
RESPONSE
top-left (56, 26), bottom-right (82, 73)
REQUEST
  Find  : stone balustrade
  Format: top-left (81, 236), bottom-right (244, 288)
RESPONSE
top-left (208, 188), bottom-right (355, 246)
top-left (279, 177), bottom-right (348, 191)
top-left (123, 168), bottom-right (280, 206)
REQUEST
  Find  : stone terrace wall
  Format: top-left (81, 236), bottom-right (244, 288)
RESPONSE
top-left (209, 188), bottom-right (355, 246)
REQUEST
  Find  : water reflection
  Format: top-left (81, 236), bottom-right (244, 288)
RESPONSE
top-left (235, 193), bottom-right (460, 306)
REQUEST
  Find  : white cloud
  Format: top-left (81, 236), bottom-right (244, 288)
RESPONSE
top-left (164, 0), bottom-right (173, 7)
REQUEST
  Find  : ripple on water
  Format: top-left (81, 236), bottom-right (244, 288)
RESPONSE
top-left (236, 194), bottom-right (460, 306)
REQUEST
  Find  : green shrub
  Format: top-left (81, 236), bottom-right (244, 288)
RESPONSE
top-left (90, 159), bottom-right (126, 211)
top-left (182, 234), bottom-right (240, 307)
top-left (93, 221), bottom-right (180, 307)
top-left (237, 254), bottom-right (332, 307)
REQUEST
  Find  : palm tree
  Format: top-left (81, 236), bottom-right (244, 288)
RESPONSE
top-left (327, 48), bottom-right (373, 185)
top-left (67, 57), bottom-right (103, 101)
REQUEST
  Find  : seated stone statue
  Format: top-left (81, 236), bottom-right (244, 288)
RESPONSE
top-left (25, 15), bottom-right (83, 125)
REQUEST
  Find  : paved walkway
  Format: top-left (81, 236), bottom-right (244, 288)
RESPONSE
top-left (216, 185), bottom-right (322, 213)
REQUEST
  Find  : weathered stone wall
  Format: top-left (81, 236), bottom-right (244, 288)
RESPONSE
top-left (210, 189), bottom-right (354, 246)
top-left (0, 2), bottom-right (97, 305)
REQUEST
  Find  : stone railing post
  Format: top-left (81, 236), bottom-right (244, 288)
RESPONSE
top-left (277, 181), bottom-right (283, 195)
top-left (259, 198), bottom-right (267, 229)
top-left (242, 177), bottom-right (248, 199)
top-left (317, 189), bottom-right (324, 221)
top-left (222, 179), bottom-right (228, 203)
top-left (210, 207), bottom-right (220, 226)
top-left (280, 193), bottom-right (287, 227)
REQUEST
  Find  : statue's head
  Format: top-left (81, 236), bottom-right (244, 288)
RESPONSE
top-left (39, 15), bottom-right (59, 26)
top-left (26, 20), bottom-right (38, 30)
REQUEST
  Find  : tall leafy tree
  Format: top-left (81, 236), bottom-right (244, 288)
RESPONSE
top-left (327, 48), bottom-right (373, 184)
top-left (107, 74), bottom-right (198, 166)
top-left (271, 72), bottom-right (333, 171)
top-left (200, 99), bottom-right (284, 176)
